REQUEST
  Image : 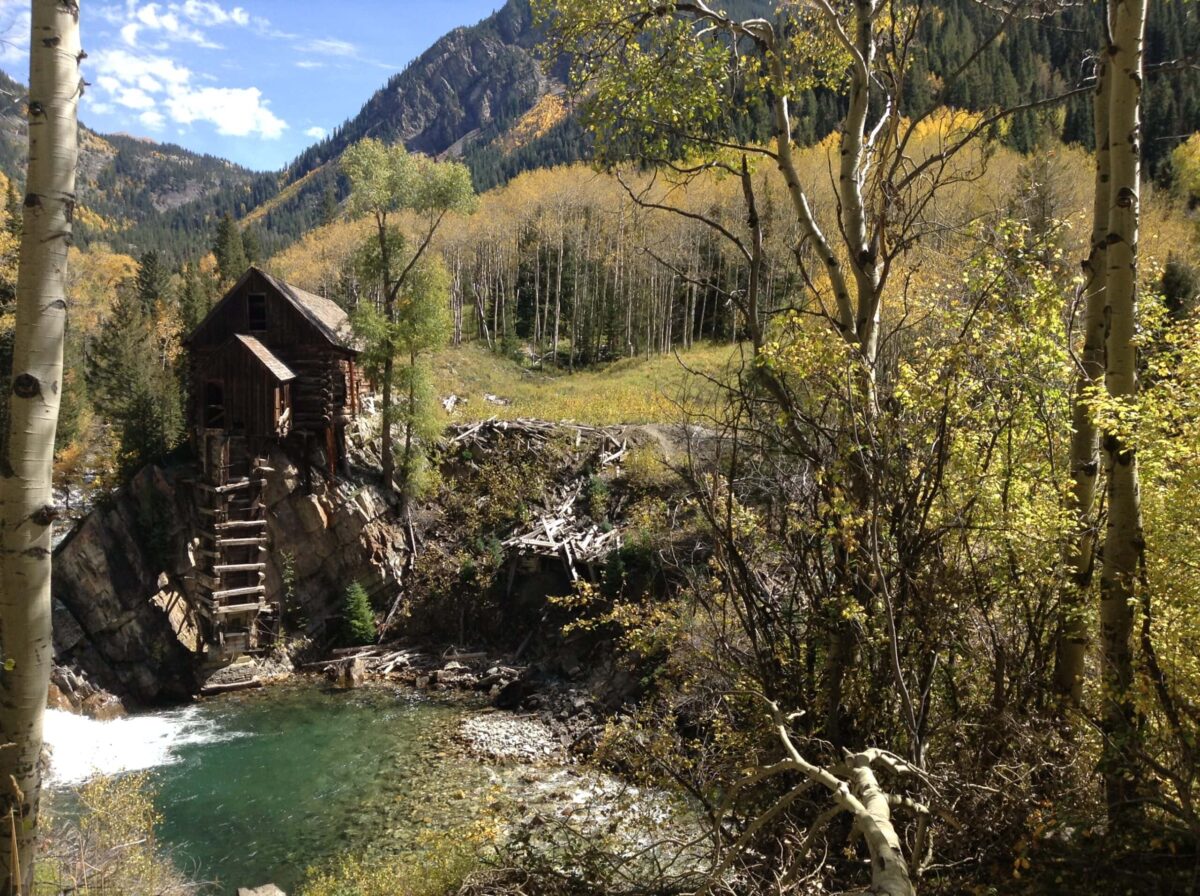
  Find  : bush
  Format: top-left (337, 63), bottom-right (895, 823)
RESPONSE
top-left (584, 474), bottom-right (610, 521)
top-left (343, 581), bottom-right (377, 646)
top-left (37, 773), bottom-right (194, 895)
top-left (298, 822), bottom-right (491, 896)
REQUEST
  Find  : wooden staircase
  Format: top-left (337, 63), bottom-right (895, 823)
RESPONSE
top-left (196, 432), bottom-right (275, 662)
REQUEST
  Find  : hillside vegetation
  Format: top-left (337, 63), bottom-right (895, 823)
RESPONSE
top-left (1, 0), bottom-right (1195, 262)
top-left (430, 341), bottom-right (735, 425)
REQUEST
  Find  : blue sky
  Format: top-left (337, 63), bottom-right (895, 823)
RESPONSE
top-left (0, 0), bottom-right (504, 170)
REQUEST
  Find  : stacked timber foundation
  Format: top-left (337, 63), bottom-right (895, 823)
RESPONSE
top-left (195, 431), bottom-right (275, 662)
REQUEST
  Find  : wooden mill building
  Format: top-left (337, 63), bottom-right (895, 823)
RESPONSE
top-left (185, 266), bottom-right (362, 659)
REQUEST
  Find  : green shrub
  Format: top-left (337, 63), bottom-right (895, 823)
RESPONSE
top-left (584, 474), bottom-right (610, 520)
top-left (37, 773), bottom-right (192, 895)
top-left (343, 581), bottom-right (377, 646)
top-left (298, 822), bottom-right (491, 896)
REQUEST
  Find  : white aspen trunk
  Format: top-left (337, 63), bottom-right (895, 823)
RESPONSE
top-left (845, 756), bottom-right (917, 896)
top-left (533, 235), bottom-right (541, 349)
top-left (452, 253), bottom-right (463, 346)
top-left (768, 708), bottom-right (917, 896)
top-left (553, 223), bottom-right (563, 363)
top-left (1100, 0), bottom-right (1147, 819)
top-left (0, 1), bottom-right (80, 890)
top-left (1056, 55), bottom-right (1112, 703)
top-left (843, 0), bottom-right (884, 364)
top-left (491, 246), bottom-right (500, 343)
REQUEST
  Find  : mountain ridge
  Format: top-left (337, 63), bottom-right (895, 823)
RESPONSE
top-left (0, 0), bottom-right (1196, 263)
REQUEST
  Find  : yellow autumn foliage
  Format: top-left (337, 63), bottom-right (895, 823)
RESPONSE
top-left (1170, 132), bottom-right (1200, 202)
top-left (496, 92), bottom-right (568, 154)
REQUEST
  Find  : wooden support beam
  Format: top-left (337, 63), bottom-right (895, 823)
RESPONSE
top-left (212, 585), bottom-right (267, 600)
top-left (217, 536), bottom-right (268, 547)
top-left (196, 478), bottom-right (265, 494)
top-left (214, 563), bottom-right (267, 573)
top-left (215, 601), bottom-right (269, 616)
top-left (214, 519), bottom-right (268, 531)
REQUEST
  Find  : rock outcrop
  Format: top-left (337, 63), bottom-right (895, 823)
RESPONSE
top-left (53, 464), bottom-right (204, 705)
top-left (53, 444), bottom-right (407, 705)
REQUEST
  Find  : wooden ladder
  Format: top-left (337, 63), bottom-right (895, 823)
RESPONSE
top-left (196, 433), bottom-right (274, 662)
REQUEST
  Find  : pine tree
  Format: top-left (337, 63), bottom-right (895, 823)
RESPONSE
top-left (86, 291), bottom-right (183, 476)
top-left (212, 213), bottom-right (248, 285)
top-left (241, 225), bottom-right (262, 265)
top-left (342, 581), bottom-right (377, 645)
top-left (4, 180), bottom-right (21, 238)
top-left (321, 183), bottom-right (339, 226)
top-left (135, 249), bottom-right (167, 313)
top-left (176, 260), bottom-right (212, 332)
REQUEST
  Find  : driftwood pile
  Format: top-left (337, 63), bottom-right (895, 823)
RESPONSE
top-left (502, 488), bottom-right (622, 582)
top-left (306, 643), bottom-right (524, 692)
top-left (447, 419), bottom-right (630, 582)
top-left (304, 643), bottom-right (426, 676)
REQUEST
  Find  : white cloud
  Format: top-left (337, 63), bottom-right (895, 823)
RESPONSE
top-left (296, 37), bottom-right (358, 58)
top-left (133, 3), bottom-right (217, 47)
top-left (90, 46), bottom-right (287, 140)
top-left (115, 86), bottom-right (157, 111)
top-left (291, 35), bottom-right (393, 70)
top-left (109, 0), bottom-right (254, 49)
top-left (304, 126), bottom-right (327, 139)
top-left (140, 108), bottom-right (165, 129)
top-left (187, 0), bottom-right (250, 27)
top-left (166, 86), bottom-right (286, 138)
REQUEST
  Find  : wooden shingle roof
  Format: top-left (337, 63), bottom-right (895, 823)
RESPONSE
top-left (235, 335), bottom-right (296, 381)
top-left (256, 268), bottom-right (356, 349)
top-left (187, 267), bottom-right (358, 352)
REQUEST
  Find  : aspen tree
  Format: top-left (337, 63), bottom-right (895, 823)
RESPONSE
top-left (1056, 54), bottom-right (1111, 704)
top-left (340, 138), bottom-right (474, 489)
top-left (0, 0), bottom-right (80, 890)
top-left (1099, 0), bottom-right (1149, 819)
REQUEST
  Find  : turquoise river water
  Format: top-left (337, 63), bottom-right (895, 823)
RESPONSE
top-left (45, 684), bottom-right (497, 894)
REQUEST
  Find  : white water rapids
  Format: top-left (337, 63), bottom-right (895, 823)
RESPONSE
top-left (42, 706), bottom-right (240, 787)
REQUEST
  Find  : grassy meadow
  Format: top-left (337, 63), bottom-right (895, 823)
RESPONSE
top-left (427, 341), bottom-right (742, 426)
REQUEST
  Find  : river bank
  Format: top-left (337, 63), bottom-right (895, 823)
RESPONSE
top-left (43, 676), bottom-right (702, 896)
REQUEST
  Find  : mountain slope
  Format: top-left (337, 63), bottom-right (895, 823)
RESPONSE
top-left (243, 0), bottom-right (568, 253)
top-left (3, 0), bottom-right (1197, 262)
top-left (0, 69), bottom-right (276, 257)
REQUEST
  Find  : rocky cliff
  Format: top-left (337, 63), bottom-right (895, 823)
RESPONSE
top-left (52, 444), bottom-right (406, 706)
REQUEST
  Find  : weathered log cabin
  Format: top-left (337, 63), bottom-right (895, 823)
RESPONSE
top-left (184, 268), bottom-right (362, 661)
top-left (186, 266), bottom-right (361, 470)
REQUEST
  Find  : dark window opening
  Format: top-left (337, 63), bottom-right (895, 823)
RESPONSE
top-left (247, 293), bottom-right (267, 332)
top-left (204, 380), bottom-right (225, 428)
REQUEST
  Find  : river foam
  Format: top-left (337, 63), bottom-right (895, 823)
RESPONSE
top-left (43, 706), bottom-right (241, 786)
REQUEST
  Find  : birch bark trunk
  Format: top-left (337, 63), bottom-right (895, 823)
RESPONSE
top-left (1099, 0), bottom-right (1147, 820)
top-left (1056, 54), bottom-right (1112, 704)
top-left (0, 1), bottom-right (80, 890)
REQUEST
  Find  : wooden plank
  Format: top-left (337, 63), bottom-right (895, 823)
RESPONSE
top-left (215, 519), bottom-right (267, 531)
top-left (214, 563), bottom-right (267, 573)
top-left (216, 536), bottom-right (268, 547)
top-left (203, 478), bottom-right (266, 494)
top-left (201, 678), bottom-right (263, 696)
top-left (212, 585), bottom-right (266, 600)
top-left (215, 601), bottom-right (268, 616)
